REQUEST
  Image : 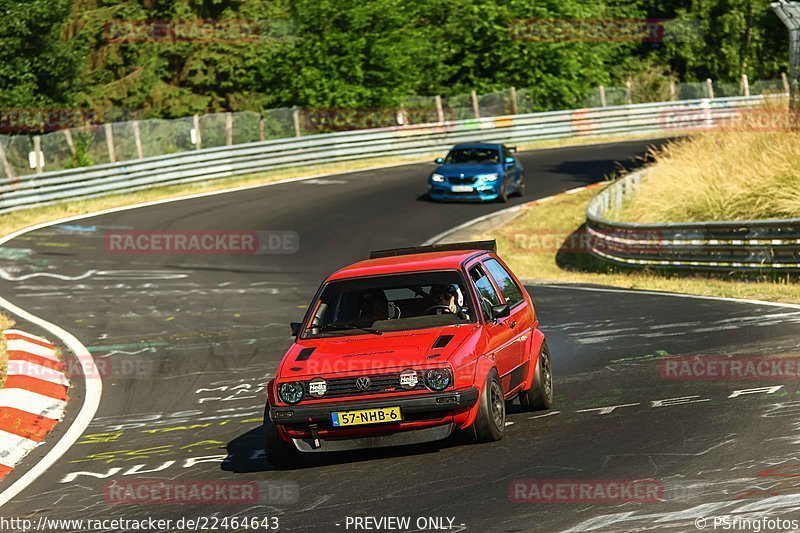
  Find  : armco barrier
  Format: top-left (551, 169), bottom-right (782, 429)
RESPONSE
top-left (585, 170), bottom-right (800, 272)
top-left (0, 95), bottom-right (772, 214)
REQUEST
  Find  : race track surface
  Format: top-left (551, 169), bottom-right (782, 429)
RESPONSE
top-left (2, 139), bottom-right (799, 532)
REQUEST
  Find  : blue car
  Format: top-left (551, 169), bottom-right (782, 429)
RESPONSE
top-left (427, 142), bottom-right (525, 202)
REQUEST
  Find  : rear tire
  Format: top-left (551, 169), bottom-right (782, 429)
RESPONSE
top-left (497, 182), bottom-right (509, 203)
top-left (515, 174), bottom-right (526, 197)
top-left (471, 368), bottom-right (505, 442)
top-left (264, 405), bottom-right (302, 469)
top-left (519, 341), bottom-right (554, 411)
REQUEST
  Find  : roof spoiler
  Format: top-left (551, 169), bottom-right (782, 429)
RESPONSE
top-left (369, 240), bottom-right (496, 260)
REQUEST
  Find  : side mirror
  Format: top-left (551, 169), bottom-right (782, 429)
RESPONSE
top-left (505, 157), bottom-right (515, 166)
top-left (434, 157), bottom-right (444, 164)
top-left (290, 322), bottom-right (302, 336)
top-left (491, 303), bottom-right (511, 320)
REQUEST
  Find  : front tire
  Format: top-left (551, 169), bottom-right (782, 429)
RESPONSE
top-left (264, 406), bottom-right (302, 469)
top-left (471, 368), bottom-right (505, 442)
top-left (515, 174), bottom-right (526, 197)
top-left (497, 182), bottom-right (509, 203)
top-left (519, 341), bottom-right (554, 411)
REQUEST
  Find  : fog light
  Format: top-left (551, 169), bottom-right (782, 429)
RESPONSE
top-left (424, 368), bottom-right (452, 391)
top-left (308, 377), bottom-right (327, 398)
top-left (399, 369), bottom-right (419, 390)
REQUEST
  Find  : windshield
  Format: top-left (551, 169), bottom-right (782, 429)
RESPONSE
top-left (444, 147), bottom-right (500, 165)
top-left (304, 271), bottom-right (475, 337)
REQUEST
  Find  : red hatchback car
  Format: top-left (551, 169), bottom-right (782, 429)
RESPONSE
top-left (264, 240), bottom-right (553, 467)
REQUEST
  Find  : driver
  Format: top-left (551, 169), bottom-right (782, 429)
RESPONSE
top-left (430, 284), bottom-right (467, 318)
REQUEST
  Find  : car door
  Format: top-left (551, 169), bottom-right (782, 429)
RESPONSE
top-left (466, 261), bottom-right (518, 381)
top-left (501, 145), bottom-right (519, 189)
top-left (483, 257), bottom-right (530, 389)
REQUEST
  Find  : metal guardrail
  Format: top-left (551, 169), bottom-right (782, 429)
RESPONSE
top-left (0, 95), bottom-right (771, 214)
top-left (586, 170), bottom-right (800, 272)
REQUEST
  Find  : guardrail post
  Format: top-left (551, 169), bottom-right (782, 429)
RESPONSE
top-left (259, 114), bottom-right (265, 141)
top-left (510, 87), bottom-right (518, 115)
top-left (33, 135), bottom-right (43, 174)
top-left (64, 129), bottom-right (76, 156)
top-left (625, 78), bottom-right (633, 105)
top-left (705, 78), bottom-right (715, 99)
top-left (741, 74), bottom-right (750, 96)
top-left (225, 112), bottom-right (233, 146)
top-left (192, 114), bottom-right (202, 150)
top-left (104, 123), bottom-right (116, 163)
top-left (132, 120), bottom-right (143, 159)
top-left (599, 85), bottom-right (607, 107)
top-left (292, 108), bottom-right (301, 137)
top-left (435, 95), bottom-right (444, 122)
top-left (471, 90), bottom-right (480, 118)
top-left (0, 142), bottom-right (14, 181)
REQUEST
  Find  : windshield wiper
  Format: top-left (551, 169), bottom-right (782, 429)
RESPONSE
top-left (320, 322), bottom-right (383, 335)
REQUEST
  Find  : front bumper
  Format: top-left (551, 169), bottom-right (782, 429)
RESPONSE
top-left (269, 387), bottom-right (480, 425)
top-left (429, 183), bottom-right (500, 202)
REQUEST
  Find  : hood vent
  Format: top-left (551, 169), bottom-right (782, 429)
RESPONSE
top-left (432, 335), bottom-right (454, 349)
top-left (295, 347), bottom-right (316, 361)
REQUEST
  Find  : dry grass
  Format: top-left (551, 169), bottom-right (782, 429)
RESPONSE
top-left (0, 313), bottom-right (16, 389)
top-left (612, 107), bottom-right (800, 223)
top-left (452, 187), bottom-right (800, 304)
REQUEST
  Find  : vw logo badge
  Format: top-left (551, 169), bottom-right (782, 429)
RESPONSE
top-left (355, 376), bottom-right (371, 391)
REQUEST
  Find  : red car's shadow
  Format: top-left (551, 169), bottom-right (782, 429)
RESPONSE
top-left (221, 416), bottom-right (513, 473)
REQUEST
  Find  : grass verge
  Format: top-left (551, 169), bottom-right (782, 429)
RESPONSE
top-left (611, 130), bottom-right (800, 223)
top-left (448, 186), bottom-right (800, 304)
top-left (0, 313), bottom-right (16, 389)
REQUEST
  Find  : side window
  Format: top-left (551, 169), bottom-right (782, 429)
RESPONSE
top-left (484, 259), bottom-right (525, 307)
top-left (468, 264), bottom-right (502, 320)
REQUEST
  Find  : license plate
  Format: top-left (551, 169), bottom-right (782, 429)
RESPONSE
top-left (331, 406), bottom-right (402, 427)
top-left (451, 185), bottom-right (474, 193)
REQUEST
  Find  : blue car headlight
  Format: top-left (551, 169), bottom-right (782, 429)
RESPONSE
top-left (431, 173), bottom-right (445, 183)
top-left (476, 173), bottom-right (499, 182)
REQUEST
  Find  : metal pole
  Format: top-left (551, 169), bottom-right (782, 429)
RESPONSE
top-left (259, 114), bottom-right (265, 142)
top-left (64, 129), bottom-right (76, 156)
top-left (599, 85), bottom-right (607, 107)
top-left (33, 135), bottom-right (43, 174)
top-left (705, 78), bottom-right (715, 99)
top-left (625, 78), bottom-right (632, 105)
top-left (435, 95), bottom-right (444, 122)
top-left (0, 142), bottom-right (14, 181)
top-left (225, 112), bottom-right (233, 146)
top-left (742, 74), bottom-right (750, 96)
top-left (292, 108), bottom-right (301, 137)
top-left (132, 120), bottom-right (143, 159)
top-left (510, 87), bottom-right (518, 115)
top-left (772, 1), bottom-right (800, 110)
top-left (471, 90), bottom-right (480, 119)
top-left (193, 114), bottom-right (202, 150)
top-left (104, 122), bottom-right (116, 162)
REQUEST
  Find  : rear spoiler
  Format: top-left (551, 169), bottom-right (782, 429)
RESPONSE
top-left (370, 240), bottom-right (496, 260)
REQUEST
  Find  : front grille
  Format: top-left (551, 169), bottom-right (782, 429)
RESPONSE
top-left (447, 176), bottom-right (476, 185)
top-left (304, 371), bottom-right (427, 398)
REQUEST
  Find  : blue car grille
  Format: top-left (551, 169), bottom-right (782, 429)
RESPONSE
top-left (448, 176), bottom-right (476, 185)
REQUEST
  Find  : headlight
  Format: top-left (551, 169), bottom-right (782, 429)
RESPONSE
top-left (278, 382), bottom-right (304, 404)
top-left (476, 173), bottom-right (499, 182)
top-left (308, 377), bottom-right (327, 398)
top-left (431, 173), bottom-right (445, 183)
top-left (424, 368), bottom-right (452, 391)
top-left (399, 369), bottom-right (419, 390)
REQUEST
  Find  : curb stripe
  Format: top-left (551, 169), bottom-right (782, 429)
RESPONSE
top-left (3, 376), bottom-right (68, 402)
top-left (0, 431), bottom-right (40, 469)
top-left (6, 339), bottom-right (59, 361)
top-left (6, 361), bottom-right (69, 387)
top-left (0, 408), bottom-right (58, 442)
top-left (5, 352), bottom-right (62, 371)
top-left (4, 331), bottom-right (54, 349)
top-left (0, 389), bottom-right (67, 420)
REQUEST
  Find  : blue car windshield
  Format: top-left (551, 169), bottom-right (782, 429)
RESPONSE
top-left (444, 148), bottom-right (499, 165)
